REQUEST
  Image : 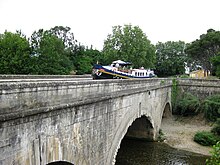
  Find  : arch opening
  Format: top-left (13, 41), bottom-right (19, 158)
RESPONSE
top-left (162, 103), bottom-right (172, 119)
top-left (125, 115), bottom-right (154, 141)
top-left (114, 115), bottom-right (155, 164)
top-left (46, 161), bottom-right (74, 165)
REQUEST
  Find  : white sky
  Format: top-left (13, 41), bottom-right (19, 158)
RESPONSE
top-left (0, 0), bottom-right (219, 50)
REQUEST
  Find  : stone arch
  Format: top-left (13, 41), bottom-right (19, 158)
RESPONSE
top-left (162, 102), bottom-right (172, 118)
top-left (125, 115), bottom-right (154, 141)
top-left (107, 113), bottom-right (155, 165)
top-left (46, 161), bottom-right (74, 165)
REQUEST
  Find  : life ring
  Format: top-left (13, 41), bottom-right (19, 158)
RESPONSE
top-left (112, 67), bottom-right (117, 71)
top-left (96, 70), bottom-right (102, 76)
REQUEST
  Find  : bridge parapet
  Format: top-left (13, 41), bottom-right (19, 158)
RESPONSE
top-left (0, 78), bottom-right (172, 122)
top-left (177, 78), bottom-right (220, 98)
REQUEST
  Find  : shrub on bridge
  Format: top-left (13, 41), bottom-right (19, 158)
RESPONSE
top-left (202, 95), bottom-right (220, 122)
top-left (174, 93), bottom-right (200, 116)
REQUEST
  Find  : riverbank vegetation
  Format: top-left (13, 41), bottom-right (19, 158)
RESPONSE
top-left (172, 92), bottom-right (220, 145)
top-left (206, 142), bottom-right (220, 165)
top-left (164, 76), bottom-right (220, 163)
top-left (195, 95), bottom-right (220, 147)
top-left (171, 87), bottom-right (220, 160)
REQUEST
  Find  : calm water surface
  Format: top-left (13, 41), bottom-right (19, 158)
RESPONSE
top-left (115, 139), bottom-right (210, 165)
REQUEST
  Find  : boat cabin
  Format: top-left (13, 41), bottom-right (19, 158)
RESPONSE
top-left (131, 69), bottom-right (154, 77)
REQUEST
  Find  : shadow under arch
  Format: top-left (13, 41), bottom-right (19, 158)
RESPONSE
top-left (46, 161), bottom-right (74, 165)
top-left (107, 113), bottom-right (155, 164)
top-left (125, 115), bottom-right (154, 141)
top-left (162, 102), bottom-right (172, 119)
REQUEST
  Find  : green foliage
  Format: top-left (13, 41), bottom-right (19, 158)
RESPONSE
top-left (103, 24), bottom-right (155, 68)
top-left (171, 78), bottom-right (179, 113)
top-left (202, 95), bottom-right (220, 122)
top-left (212, 118), bottom-right (220, 136)
top-left (30, 30), bottom-right (73, 75)
top-left (160, 80), bottom-right (165, 85)
top-left (155, 41), bottom-right (187, 77)
top-left (70, 45), bottom-right (103, 75)
top-left (0, 31), bottom-right (31, 74)
top-left (206, 141), bottom-right (220, 165)
top-left (0, 26), bottom-right (104, 75)
top-left (194, 131), bottom-right (220, 146)
top-left (175, 93), bottom-right (200, 115)
top-left (186, 29), bottom-right (220, 73)
top-left (179, 74), bottom-right (190, 78)
top-left (211, 53), bottom-right (220, 78)
top-left (49, 26), bottom-right (77, 49)
top-left (157, 129), bottom-right (166, 142)
top-left (75, 55), bottom-right (92, 75)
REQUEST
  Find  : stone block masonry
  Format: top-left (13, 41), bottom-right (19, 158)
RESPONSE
top-left (1, 77), bottom-right (218, 165)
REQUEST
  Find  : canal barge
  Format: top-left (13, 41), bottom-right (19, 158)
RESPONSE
top-left (92, 60), bottom-right (156, 79)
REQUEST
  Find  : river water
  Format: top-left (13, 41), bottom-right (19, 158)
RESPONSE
top-left (115, 138), bottom-right (210, 165)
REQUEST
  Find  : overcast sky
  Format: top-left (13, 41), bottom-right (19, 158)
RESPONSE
top-left (0, 0), bottom-right (219, 50)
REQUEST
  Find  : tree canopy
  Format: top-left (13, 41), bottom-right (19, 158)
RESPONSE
top-left (211, 52), bottom-right (220, 77)
top-left (102, 24), bottom-right (155, 68)
top-left (155, 41), bottom-right (187, 77)
top-left (0, 31), bottom-right (31, 74)
top-left (0, 26), bottom-right (102, 75)
top-left (30, 29), bottom-right (73, 75)
top-left (186, 29), bottom-right (220, 73)
top-left (1, 26), bottom-right (219, 77)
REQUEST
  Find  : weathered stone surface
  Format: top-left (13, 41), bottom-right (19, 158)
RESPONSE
top-left (178, 78), bottom-right (220, 99)
top-left (1, 78), bottom-right (218, 165)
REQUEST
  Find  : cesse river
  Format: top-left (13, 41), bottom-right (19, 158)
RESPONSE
top-left (115, 138), bottom-right (210, 165)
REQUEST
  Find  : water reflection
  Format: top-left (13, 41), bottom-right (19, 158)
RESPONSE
top-left (115, 138), bottom-right (209, 165)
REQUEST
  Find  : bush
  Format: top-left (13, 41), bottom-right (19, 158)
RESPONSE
top-left (212, 118), bottom-right (220, 136)
top-left (179, 74), bottom-right (190, 78)
top-left (202, 95), bottom-right (220, 122)
top-left (194, 131), bottom-right (220, 146)
top-left (175, 93), bottom-right (200, 115)
top-left (157, 129), bottom-right (166, 142)
top-left (206, 141), bottom-right (220, 165)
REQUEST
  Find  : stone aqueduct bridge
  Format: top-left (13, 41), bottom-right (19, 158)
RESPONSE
top-left (0, 76), bottom-right (219, 165)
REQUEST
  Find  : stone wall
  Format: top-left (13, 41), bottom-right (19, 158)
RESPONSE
top-left (177, 78), bottom-right (220, 99)
top-left (0, 75), bottom-right (92, 79)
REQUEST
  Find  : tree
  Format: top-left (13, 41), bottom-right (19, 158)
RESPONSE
top-left (186, 29), bottom-right (220, 73)
top-left (71, 45), bottom-right (103, 74)
top-left (211, 52), bottom-right (220, 77)
top-left (30, 29), bottom-right (73, 74)
top-left (0, 31), bottom-right (31, 74)
top-left (48, 26), bottom-right (77, 52)
top-left (155, 41), bottom-right (187, 77)
top-left (102, 24), bottom-right (155, 68)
